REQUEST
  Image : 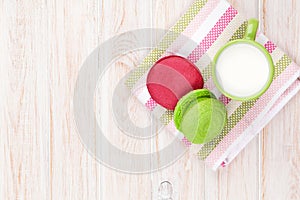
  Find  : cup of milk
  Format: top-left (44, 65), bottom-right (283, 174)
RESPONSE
top-left (212, 19), bottom-right (274, 101)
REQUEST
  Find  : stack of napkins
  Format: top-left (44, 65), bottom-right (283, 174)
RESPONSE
top-left (125, 0), bottom-right (300, 170)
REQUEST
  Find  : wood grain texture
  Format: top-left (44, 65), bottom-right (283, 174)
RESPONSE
top-left (0, 0), bottom-right (50, 199)
top-left (261, 1), bottom-right (300, 200)
top-left (0, 0), bottom-right (299, 199)
top-left (47, 1), bottom-right (100, 199)
top-left (206, 1), bottom-right (261, 200)
top-left (151, 2), bottom-right (204, 199)
top-left (96, 0), bottom-right (153, 200)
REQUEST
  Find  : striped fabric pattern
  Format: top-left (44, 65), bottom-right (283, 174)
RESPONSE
top-left (125, 0), bottom-right (300, 170)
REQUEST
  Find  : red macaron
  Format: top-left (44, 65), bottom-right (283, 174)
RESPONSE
top-left (146, 55), bottom-right (204, 110)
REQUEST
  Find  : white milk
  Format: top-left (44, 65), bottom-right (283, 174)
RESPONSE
top-left (215, 43), bottom-right (270, 98)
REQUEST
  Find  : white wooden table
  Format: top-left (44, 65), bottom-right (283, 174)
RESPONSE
top-left (1, 0), bottom-right (299, 199)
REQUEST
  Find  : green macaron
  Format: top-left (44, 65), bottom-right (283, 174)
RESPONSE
top-left (174, 89), bottom-right (227, 144)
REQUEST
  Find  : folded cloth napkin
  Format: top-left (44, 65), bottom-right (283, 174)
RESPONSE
top-left (125, 0), bottom-right (300, 170)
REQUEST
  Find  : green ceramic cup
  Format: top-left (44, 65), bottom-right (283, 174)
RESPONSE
top-left (212, 19), bottom-right (274, 101)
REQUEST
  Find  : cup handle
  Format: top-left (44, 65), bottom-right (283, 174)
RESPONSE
top-left (244, 18), bottom-right (259, 41)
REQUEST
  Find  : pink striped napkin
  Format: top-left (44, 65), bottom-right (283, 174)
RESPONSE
top-left (125, 0), bottom-right (300, 170)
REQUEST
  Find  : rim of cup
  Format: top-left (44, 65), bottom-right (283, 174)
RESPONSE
top-left (212, 19), bottom-right (275, 101)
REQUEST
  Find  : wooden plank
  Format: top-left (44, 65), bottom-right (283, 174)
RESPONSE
top-left (96, 0), bottom-right (153, 199)
top-left (46, 0), bottom-right (101, 199)
top-left (212, 1), bottom-right (261, 200)
top-left (205, 0), bottom-right (259, 199)
top-left (260, 0), bottom-right (300, 199)
top-left (261, 0), bottom-right (300, 64)
top-left (0, 1), bottom-right (50, 199)
top-left (150, 1), bottom-right (206, 199)
top-left (204, 1), bottom-right (261, 199)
